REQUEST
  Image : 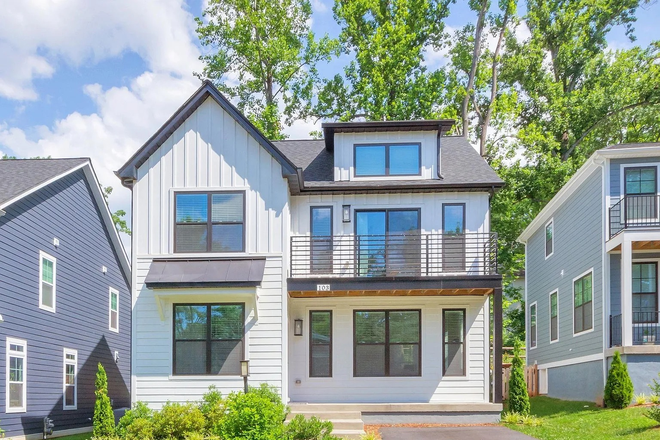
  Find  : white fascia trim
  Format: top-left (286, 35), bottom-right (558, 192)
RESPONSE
top-left (597, 145), bottom-right (660, 159)
top-left (529, 301), bottom-right (538, 349)
top-left (573, 268), bottom-right (596, 337)
top-left (537, 352), bottom-right (604, 370)
top-left (549, 289), bottom-right (559, 344)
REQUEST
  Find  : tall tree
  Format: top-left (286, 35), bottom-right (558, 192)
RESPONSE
top-left (315, 0), bottom-right (453, 121)
top-left (196, 0), bottom-right (338, 139)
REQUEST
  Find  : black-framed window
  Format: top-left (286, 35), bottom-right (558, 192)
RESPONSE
top-left (633, 262), bottom-right (658, 323)
top-left (625, 167), bottom-right (657, 195)
top-left (173, 304), bottom-right (244, 375)
top-left (443, 309), bottom-right (466, 376)
top-left (354, 310), bottom-right (420, 377)
top-left (545, 221), bottom-right (553, 258)
top-left (574, 272), bottom-right (593, 334)
top-left (354, 144), bottom-right (421, 176)
top-left (174, 192), bottom-right (245, 253)
top-left (311, 207), bottom-right (333, 274)
top-left (310, 311), bottom-right (332, 377)
top-left (550, 291), bottom-right (558, 342)
top-left (530, 303), bottom-right (537, 348)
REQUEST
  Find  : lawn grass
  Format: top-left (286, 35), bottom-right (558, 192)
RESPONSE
top-left (506, 396), bottom-right (660, 439)
top-left (55, 434), bottom-right (92, 440)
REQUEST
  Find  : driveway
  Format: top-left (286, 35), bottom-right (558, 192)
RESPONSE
top-left (379, 426), bottom-right (536, 439)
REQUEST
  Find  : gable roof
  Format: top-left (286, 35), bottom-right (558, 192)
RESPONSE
top-left (274, 136), bottom-right (503, 193)
top-left (115, 80), bottom-right (297, 186)
top-left (0, 158), bottom-right (131, 281)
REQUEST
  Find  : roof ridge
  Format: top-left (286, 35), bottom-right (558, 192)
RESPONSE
top-left (0, 157), bottom-right (90, 161)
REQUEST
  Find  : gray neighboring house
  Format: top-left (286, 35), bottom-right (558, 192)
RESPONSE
top-left (0, 159), bottom-right (131, 439)
top-left (518, 143), bottom-right (660, 403)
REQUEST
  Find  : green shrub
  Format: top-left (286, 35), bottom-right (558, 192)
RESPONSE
top-left (219, 391), bottom-right (286, 440)
top-left (359, 434), bottom-right (379, 440)
top-left (645, 405), bottom-right (660, 424)
top-left (116, 402), bottom-right (153, 438)
top-left (649, 372), bottom-right (660, 396)
top-left (652, 395), bottom-right (660, 404)
top-left (604, 351), bottom-right (634, 409)
top-left (284, 414), bottom-right (336, 440)
top-left (501, 412), bottom-right (542, 427)
top-left (635, 393), bottom-right (648, 405)
top-left (248, 384), bottom-right (285, 408)
top-left (200, 386), bottom-right (225, 435)
top-left (152, 402), bottom-right (206, 439)
top-left (507, 341), bottom-right (530, 416)
top-left (125, 417), bottom-right (154, 440)
top-left (93, 363), bottom-right (116, 438)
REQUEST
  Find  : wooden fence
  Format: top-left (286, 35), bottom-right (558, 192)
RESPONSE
top-left (502, 364), bottom-right (538, 401)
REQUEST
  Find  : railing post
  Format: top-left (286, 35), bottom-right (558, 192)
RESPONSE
top-left (425, 235), bottom-right (429, 276)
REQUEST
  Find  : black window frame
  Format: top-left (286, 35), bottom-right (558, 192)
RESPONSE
top-left (353, 143), bottom-right (422, 177)
top-left (172, 303), bottom-right (245, 376)
top-left (550, 291), bottom-right (558, 342)
top-left (173, 191), bottom-right (246, 253)
top-left (632, 261), bottom-right (658, 324)
top-left (530, 303), bottom-right (537, 348)
top-left (573, 271), bottom-right (593, 334)
top-left (310, 206), bottom-right (334, 274)
top-left (353, 309), bottom-right (422, 377)
top-left (624, 166), bottom-right (657, 196)
top-left (545, 220), bottom-right (554, 258)
top-left (309, 310), bottom-right (333, 378)
top-left (442, 308), bottom-right (466, 377)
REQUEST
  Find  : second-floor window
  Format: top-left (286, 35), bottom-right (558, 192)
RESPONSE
top-left (545, 220), bottom-right (553, 258)
top-left (39, 251), bottom-right (56, 312)
top-left (354, 144), bottom-right (421, 176)
top-left (109, 288), bottom-right (119, 332)
top-left (633, 262), bottom-right (657, 323)
top-left (624, 167), bottom-right (657, 220)
top-left (574, 271), bottom-right (593, 334)
top-left (530, 303), bottom-right (537, 348)
top-left (174, 192), bottom-right (245, 253)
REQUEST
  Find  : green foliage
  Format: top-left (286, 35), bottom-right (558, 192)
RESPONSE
top-left (152, 402), bottom-right (206, 440)
top-left (284, 415), bottom-right (335, 440)
top-left (101, 186), bottom-right (131, 236)
top-left (604, 351), bottom-right (634, 409)
top-left (648, 372), bottom-right (660, 396)
top-left (199, 386), bottom-right (224, 436)
top-left (195, 0), bottom-right (338, 139)
top-left (124, 417), bottom-right (154, 440)
top-left (507, 341), bottom-right (530, 415)
top-left (93, 363), bottom-right (116, 438)
top-left (116, 402), bottom-right (153, 438)
top-left (645, 405), bottom-right (660, 424)
top-left (501, 412), bottom-right (542, 426)
top-left (219, 391), bottom-right (287, 440)
top-left (651, 394), bottom-right (660, 405)
top-left (635, 394), bottom-right (648, 405)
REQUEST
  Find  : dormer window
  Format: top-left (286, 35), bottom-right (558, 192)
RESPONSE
top-left (354, 143), bottom-right (421, 177)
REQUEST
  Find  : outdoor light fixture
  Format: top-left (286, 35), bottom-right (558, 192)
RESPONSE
top-left (342, 205), bottom-right (351, 223)
top-left (294, 319), bottom-right (303, 336)
top-left (240, 360), bottom-right (250, 393)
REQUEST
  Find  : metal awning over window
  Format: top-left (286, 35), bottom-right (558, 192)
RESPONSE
top-left (145, 258), bottom-right (266, 289)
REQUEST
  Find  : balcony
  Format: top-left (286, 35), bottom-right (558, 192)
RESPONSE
top-left (609, 194), bottom-right (660, 238)
top-left (289, 232), bottom-right (498, 279)
top-left (610, 312), bottom-right (660, 347)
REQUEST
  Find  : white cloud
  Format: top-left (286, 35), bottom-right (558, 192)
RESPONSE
top-left (0, 0), bottom-right (201, 101)
top-left (284, 117), bottom-right (322, 139)
top-left (311, 0), bottom-right (329, 13)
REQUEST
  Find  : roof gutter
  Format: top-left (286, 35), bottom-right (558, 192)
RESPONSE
top-left (0, 209), bottom-right (5, 217)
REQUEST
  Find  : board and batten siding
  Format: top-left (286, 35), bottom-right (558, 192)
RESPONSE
top-left (526, 168), bottom-right (604, 366)
top-left (333, 131), bottom-right (438, 181)
top-left (609, 156), bottom-right (660, 200)
top-left (288, 296), bottom-right (490, 403)
top-left (0, 170), bottom-right (130, 437)
top-left (131, 96), bottom-right (289, 406)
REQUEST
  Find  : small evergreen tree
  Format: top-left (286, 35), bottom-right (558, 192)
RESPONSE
top-left (93, 363), bottom-right (115, 437)
top-left (604, 351), bottom-right (634, 409)
top-left (508, 340), bottom-right (530, 415)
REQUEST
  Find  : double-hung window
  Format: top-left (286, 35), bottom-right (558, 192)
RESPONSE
top-left (174, 192), bottom-right (245, 253)
top-left (632, 262), bottom-right (658, 323)
top-left (354, 144), bottom-right (421, 176)
top-left (530, 303), bottom-right (537, 348)
top-left (39, 251), bottom-right (56, 312)
top-left (63, 349), bottom-right (77, 410)
top-left (173, 304), bottom-right (245, 375)
top-left (109, 288), bottom-right (119, 332)
top-left (550, 291), bottom-right (558, 342)
top-left (545, 220), bottom-right (554, 258)
top-left (354, 310), bottom-right (420, 377)
top-left (6, 338), bottom-right (27, 413)
top-left (310, 311), bottom-right (332, 377)
top-left (574, 271), bottom-right (593, 334)
top-left (443, 309), bottom-right (466, 376)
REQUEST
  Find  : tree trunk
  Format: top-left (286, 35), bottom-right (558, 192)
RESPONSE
top-left (462, 0), bottom-right (489, 144)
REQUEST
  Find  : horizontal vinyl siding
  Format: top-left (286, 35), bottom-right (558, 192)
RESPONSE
top-left (0, 170), bottom-right (131, 437)
top-left (527, 168), bottom-right (604, 365)
top-left (288, 296), bottom-right (489, 403)
top-left (133, 257), bottom-right (284, 409)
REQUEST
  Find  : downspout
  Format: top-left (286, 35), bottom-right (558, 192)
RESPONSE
top-left (436, 131), bottom-right (444, 179)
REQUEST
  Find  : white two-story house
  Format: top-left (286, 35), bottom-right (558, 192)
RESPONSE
top-left (116, 81), bottom-right (505, 434)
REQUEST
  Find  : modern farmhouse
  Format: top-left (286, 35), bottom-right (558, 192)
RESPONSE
top-left (519, 143), bottom-right (660, 403)
top-left (116, 81), bottom-right (504, 436)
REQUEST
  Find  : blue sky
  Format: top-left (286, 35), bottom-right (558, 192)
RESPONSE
top-left (0, 0), bottom-right (658, 250)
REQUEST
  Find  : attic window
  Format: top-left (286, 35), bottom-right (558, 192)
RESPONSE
top-left (354, 144), bottom-right (420, 177)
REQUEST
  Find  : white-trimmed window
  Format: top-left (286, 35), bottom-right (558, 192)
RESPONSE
top-left (39, 251), bottom-right (56, 312)
top-left (109, 288), bottom-right (119, 332)
top-left (530, 303), bottom-right (537, 348)
top-left (63, 349), bottom-right (77, 410)
top-left (545, 220), bottom-right (554, 259)
top-left (550, 290), bottom-right (558, 342)
top-left (574, 270), bottom-right (594, 335)
top-left (6, 338), bottom-right (27, 413)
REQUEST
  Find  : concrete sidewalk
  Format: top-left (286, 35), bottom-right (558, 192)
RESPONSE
top-left (379, 426), bottom-right (536, 439)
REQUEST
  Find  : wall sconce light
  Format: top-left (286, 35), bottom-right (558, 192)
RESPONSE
top-left (342, 205), bottom-right (351, 223)
top-left (240, 359), bottom-right (250, 393)
top-left (294, 319), bottom-right (303, 336)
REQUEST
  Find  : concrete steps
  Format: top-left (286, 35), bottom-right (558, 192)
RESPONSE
top-left (288, 405), bottom-right (365, 439)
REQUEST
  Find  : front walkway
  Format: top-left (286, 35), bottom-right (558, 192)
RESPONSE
top-left (379, 426), bottom-right (535, 439)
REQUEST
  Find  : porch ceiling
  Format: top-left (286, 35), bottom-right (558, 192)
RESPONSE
top-left (289, 287), bottom-right (493, 298)
top-left (610, 240), bottom-right (660, 252)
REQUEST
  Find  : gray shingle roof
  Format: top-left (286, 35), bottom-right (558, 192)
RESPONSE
top-left (274, 136), bottom-right (503, 192)
top-left (0, 158), bottom-right (89, 207)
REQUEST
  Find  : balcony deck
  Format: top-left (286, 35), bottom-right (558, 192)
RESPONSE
top-left (610, 312), bottom-right (660, 347)
top-left (609, 194), bottom-right (660, 238)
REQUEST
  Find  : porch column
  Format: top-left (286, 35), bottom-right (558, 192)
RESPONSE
top-left (493, 286), bottom-right (503, 403)
top-left (621, 237), bottom-right (633, 346)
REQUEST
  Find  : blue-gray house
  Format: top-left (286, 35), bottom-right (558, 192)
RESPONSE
top-left (519, 143), bottom-right (660, 403)
top-left (0, 158), bottom-right (131, 438)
